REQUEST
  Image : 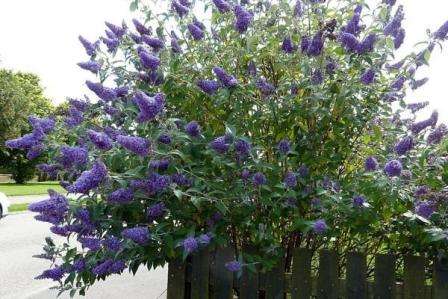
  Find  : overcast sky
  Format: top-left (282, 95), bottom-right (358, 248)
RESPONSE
top-left (0, 0), bottom-right (446, 120)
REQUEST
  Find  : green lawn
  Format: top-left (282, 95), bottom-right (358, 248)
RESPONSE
top-left (0, 182), bottom-right (64, 196)
top-left (8, 203), bottom-right (29, 212)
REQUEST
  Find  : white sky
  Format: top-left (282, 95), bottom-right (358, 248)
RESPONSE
top-left (0, 0), bottom-right (446, 120)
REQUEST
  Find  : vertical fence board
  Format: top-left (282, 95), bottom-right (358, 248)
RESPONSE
top-left (316, 250), bottom-right (339, 299)
top-left (191, 248), bottom-right (210, 299)
top-left (373, 254), bottom-right (396, 299)
top-left (240, 246), bottom-right (259, 299)
top-left (265, 258), bottom-right (285, 299)
top-left (404, 255), bottom-right (425, 299)
top-left (346, 252), bottom-right (367, 299)
top-left (167, 259), bottom-right (186, 299)
top-left (433, 258), bottom-right (448, 299)
top-left (291, 248), bottom-right (313, 299)
top-left (211, 246), bottom-right (234, 299)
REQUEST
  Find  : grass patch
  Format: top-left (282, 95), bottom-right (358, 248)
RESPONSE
top-left (8, 203), bottom-right (29, 213)
top-left (0, 181), bottom-right (64, 196)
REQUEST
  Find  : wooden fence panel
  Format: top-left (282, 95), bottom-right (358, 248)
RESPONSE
top-left (240, 246), bottom-right (259, 299)
top-left (167, 258), bottom-right (186, 299)
top-left (291, 248), bottom-right (313, 299)
top-left (403, 255), bottom-right (425, 299)
top-left (211, 245), bottom-right (234, 299)
top-left (433, 258), bottom-right (448, 299)
top-left (346, 252), bottom-right (367, 299)
top-left (373, 254), bottom-right (396, 299)
top-left (191, 248), bottom-right (210, 299)
top-left (265, 258), bottom-right (285, 299)
top-left (316, 250), bottom-right (339, 299)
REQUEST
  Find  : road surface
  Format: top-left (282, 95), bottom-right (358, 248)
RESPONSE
top-left (0, 212), bottom-right (167, 299)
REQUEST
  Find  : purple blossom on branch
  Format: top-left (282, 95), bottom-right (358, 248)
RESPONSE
top-left (122, 227), bottom-right (150, 245)
top-left (312, 219), bottom-right (328, 234)
top-left (394, 136), bottom-right (413, 155)
top-left (213, 0), bottom-right (231, 13)
top-left (234, 5), bottom-right (252, 33)
top-left (77, 61), bottom-right (101, 74)
top-left (185, 121), bottom-right (201, 137)
top-left (365, 156), bottom-right (379, 171)
top-left (67, 161), bottom-right (107, 194)
top-left (360, 69), bottom-right (375, 85)
top-left (182, 237), bottom-right (198, 253)
top-left (213, 67), bottom-right (238, 88)
top-left (384, 159), bottom-right (402, 177)
top-left (132, 91), bottom-right (165, 122)
top-left (87, 130), bottom-right (113, 151)
top-left (188, 23), bottom-right (204, 40)
top-left (116, 135), bottom-right (150, 156)
top-left (225, 261), bottom-right (242, 272)
top-left (107, 188), bottom-right (134, 204)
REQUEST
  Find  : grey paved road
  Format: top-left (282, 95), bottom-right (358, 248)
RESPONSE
top-left (0, 212), bottom-right (167, 299)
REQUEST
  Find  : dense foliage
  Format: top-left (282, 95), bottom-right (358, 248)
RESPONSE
top-left (0, 70), bottom-right (54, 183)
top-left (7, 0), bottom-right (448, 295)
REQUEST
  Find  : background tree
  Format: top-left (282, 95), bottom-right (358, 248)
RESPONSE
top-left (0, 69), bottom-right (54, 183)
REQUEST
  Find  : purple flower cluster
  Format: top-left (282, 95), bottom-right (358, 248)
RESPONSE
top-left (342, 6), bottom-right (362, 36)
top-left (116, 135), bottom-right (150, 156)
top-left (256, 77), bottom-right (275, 95)
top-left (360, 69), bottom-right (375, 85)
top-left (65, 107), bottom-right (84, 128)
top-left (234, 5), bottom-right (252, 33)
top-left (353, 195), bottom-right (366, 207)
top-left (67, 160), bottom-right (107, 194)
top-left (77, 60), bottom-right (101, 74)
top-left (384, 5), bottom-right (405, 48)
top-left (102, 236), bottom-right (122, 252)
top-left (434, 20), bottom-right (448, 40)
top-left (150, 159), bottom-right (170, 172)
top-left (88, 130), bottom-right (113, 151)
top-left (58, 146), bottom-right (88, 168)
top-left (225, 260), bottom-right (242, 272)
top-left (235, 139), bottom-right (251, 157)
top-left (172, 0), bottom-right (189, 17)
top-left (182, 236), bottom-right (198, 254)
top-left (311, 69), bottom-right (324, 85)
top-left (210, 136), bottom-right (230, 154)
top-left (384, 159), bottom-right (402, 177)
top-left (253, 172), bottom-right (267, 186)
top-left (213, 0), bottom-right (231, 13)
top-left (294, 0), bottom-right (303, 17)
top-left (197, 79), bottom-right (220, 95)
top-left (427, 124), bottom-right (448, 145)
top-left (407, 101), bottom-right (429, 113)
top-left (35, 266), bottom-right (65, 281)
top-left (411, 78), bottom-right (429, 90)
top-left (213, 67), bottom-right (238, 88)
top-left (185, 121), bottom-right (201, 137)
top-left (107, 188), bottom-right (134, 204)
top-left (303, 31), bottom-right (324, 56)
top-left (80, 237), bottom-right (102, 252)
top-left (147, 202), bottom-right (166, 221)
top-left (133, 19), bottom-right (151, 35)
top-left (284, 171), bottom-right (297, 188)
top-left (312, 219), bottom-right (328, 234)
top-left (282, 36), bottom-right (296, 53)
top-left (86, 81), bottom-right (117, 101)
top-left (278, 139), bottom-right (291, 154)
top-left (410, 111), bottom-right (438, 134)
top-left (28, 190), bottom-right (69, 225)
top-left (137, 47), bottom-right (160, 70)
top-left (133, 91), bottom-right (165, 122)
top-left (122, 227), bottom-right (150, 245)
top-left (79, 35), bottom-right (99, 57)
top-left (142, 35), bottom-right (164, 52)
top-left (415, 201), bottom-right (436, 219)
top-left (365, 156), bottom-right (379, 171)
top-left (93, 259), bottom-right (126, 276)
top-left (414, 185), bottom-right (429, 198)
top-left (394, 136), bottom-right (413, 155)
top-left (188, 23), bottom-right (204, 40)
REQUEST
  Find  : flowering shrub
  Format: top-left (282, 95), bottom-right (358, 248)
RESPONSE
top-left (6, 0), bottom-right (448, 294)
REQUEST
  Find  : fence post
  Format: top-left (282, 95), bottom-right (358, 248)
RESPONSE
top-left (291, 248), bottom-right (312, 299)
top-left (211, 245), bottom-right (234, 299)
top-left (265, 257), bottom-right (285, 299)
top-left (316, 250), bottom-right (339, 299)
top-left (433, 258), bottom-right (448, 299)
top-left (346, 252), bottom-right (367, 299)
top-left (403, 255), bottom-right (425, 299)
top-left (373, 254), bottom-right (396, 299)
top-left (167, 258), bottom-right (186, 299)
top-left (191, 248), bottom-right (210, 299)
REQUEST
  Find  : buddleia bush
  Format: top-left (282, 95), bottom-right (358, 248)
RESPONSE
top-left (6, 0), bottom-right (448, 294)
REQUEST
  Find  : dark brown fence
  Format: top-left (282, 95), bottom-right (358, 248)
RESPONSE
top-left (166, 246), bottom-right (448, 299)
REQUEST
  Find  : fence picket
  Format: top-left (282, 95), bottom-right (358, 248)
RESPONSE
top-left (211, 245), bottom-right (234, 299)
top-left (404, 255), bottom-right (425, 299)
top-left (433, 258), bottom-right (448, 299)
top-left (167, 258), bottom-right (186, 299)
top-left (316, 250), bottom-right (339, 299)
top-left (239, 246), bottom-right (259, 299)
top-left (191, 248), bottom-right (210, 299)
top-left (373, 254), bottom-right (396, 299)
top-left (346, 252), bottom-right (367, 299)
top-left (291, 248), bottom-right (312, 299)
top-left (265, 258), bottom-right (285, 299)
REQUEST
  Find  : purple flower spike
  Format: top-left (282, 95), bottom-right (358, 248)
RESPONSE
top-left (107, 188), bottom-right (134, 204)
top-left (213, 0), bottom-right (231, 13)
top-left (394, 136), bottom-right (413, 155)
top-left (79, 36), bottom-right (99, 57)
top-left (384, 159), bottom-right (402, 177)
top-left (312, 219), bottom-right (328, 234)
top-left (434, 20), bottom-right (448, 40)
top-left (132, 19), bottom-right (151, 35)
top-left (142, 35), bottom-right (164, 52)
top-left (122, 227), bottom-right (150, 245)
top-left (138, 48), bottom-right (160, 70)
top-left (132, 91), bottom-right (165, 122)
top-left (185, 121), bottom-right (201, 137)
top-left (188, 24), bottom-right (204, 40)
top-left (282, 36), bottom-right (296, 53)
top-left (213, 67), bottom-right (238, 88)
top-left (234, 5), bottom-right (252, 33)
top-left (365, 156), bottom-right (379, 171)
top-left (197, 79), bottom-right (220, 95)
top-left (183, 237), bottom-right (198, 254)
top-left (225, 261), bottom-right (242, 272)
top-left (253, 172), bottom-right (267, 186)
top-left (67, 160), bottom-right (107, 194)
top-left (278, 139), bottom-right (291, 154)
top-left (116, 135), bottom-right (150, 156)
top-left (35, 266), bottom-right (65, 281)
top-left (360, 69), bottom-right (375, 85)
top-left (87, 130), bottom-right (113, 151)
top-left (77, 61), bottom-right (101, 74)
